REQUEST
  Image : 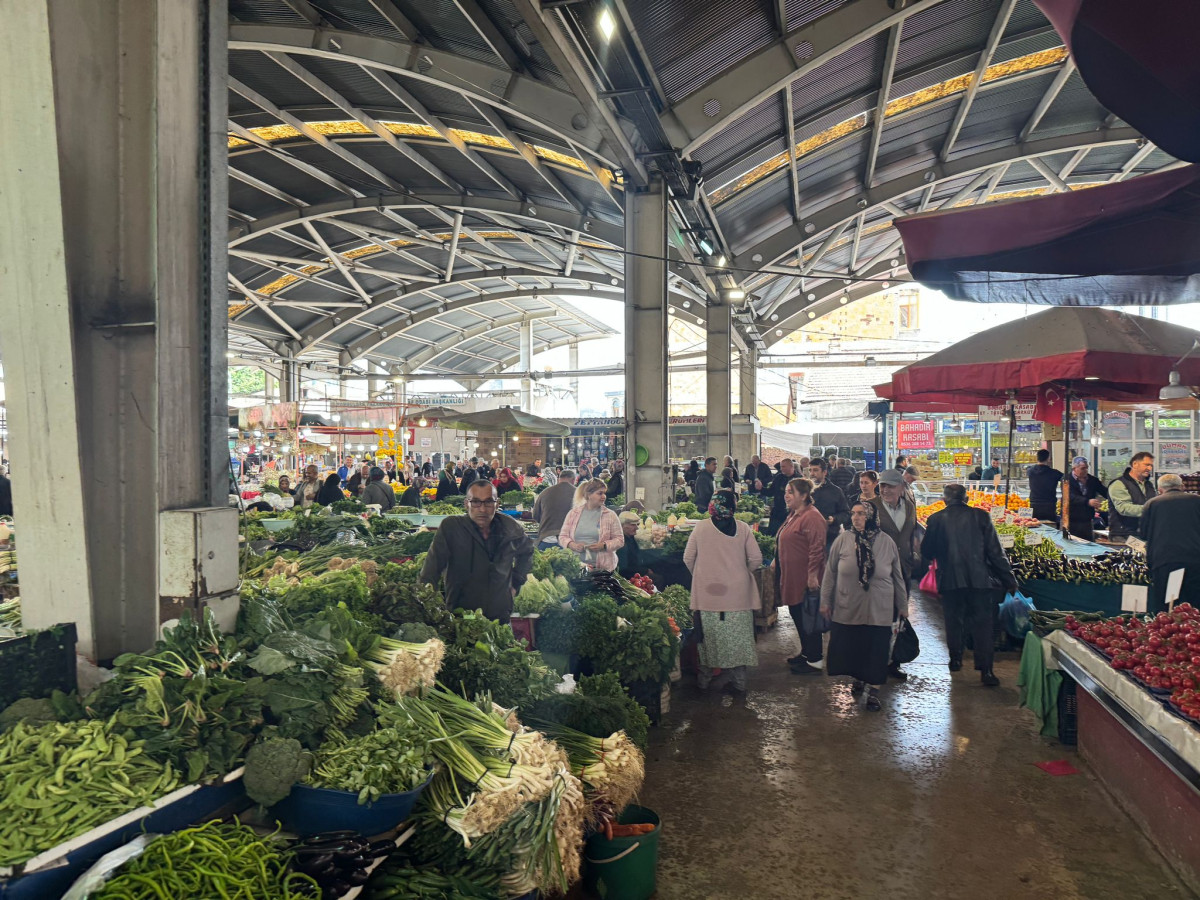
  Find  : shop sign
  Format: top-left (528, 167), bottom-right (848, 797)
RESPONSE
top-left (531, 438), bottom-right (542, 447)
top-left (1161, 441), bottom-right (1190, 469)
top-left (978, 403), bottom-right (1036, 421)
top-left (938, 450), bottom-right (953, 464)
top-left (953, 452), bottom-right (973, 465)
top-left (896, 420), bottom-right (936, 449)
top-left (238, 403), bottom-right (299, 431)
top-left (420, 438), bottom-right (432, 447)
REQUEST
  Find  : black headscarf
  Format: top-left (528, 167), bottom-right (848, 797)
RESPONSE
top-left (709, 489), bottom-right (738, 537)
top-left (316, 473), bottom-right (343, 506)
top-left (852, 502), bottom-right (880, 591)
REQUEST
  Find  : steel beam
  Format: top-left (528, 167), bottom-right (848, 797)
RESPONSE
top-left (940, 0), bottom-right (1017, 161)
top-left (624, 178), bottom-right (672, 507)
top-left (451, 0), bottom-right (526, 71)
top-left (1019, 58), bottom-right (1076, 142)
top-left (739, 346), bottom-right (758, 417)
top-left (864, 23), bottom-right (902, 188)
top-left (520, 320), bottom-right (534, 410)
top-left (228, 24), bottom-right (617, 165)
top-left (706, 298), bottom-right (732, 460)
top-left (661, 0), bottom-right (943, 152)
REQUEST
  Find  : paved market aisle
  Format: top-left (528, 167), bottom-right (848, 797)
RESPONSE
top-left (638, 592), bottom-right (1194, 900)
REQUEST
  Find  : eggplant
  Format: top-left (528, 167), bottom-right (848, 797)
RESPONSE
top-left (368, 840), bottom-right (394, 858)
top-left (346, 868), bottom-right (371, 886)
top-left (346, 854), bottom-right (373, 868)
top-left (328, 880), bottom-right (351, 896)
top-left (302, 830), bottom-right (359, 844)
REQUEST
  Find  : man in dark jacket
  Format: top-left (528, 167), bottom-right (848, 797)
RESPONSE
top-left (872, 469), bottom-right (919, 681)
top-left (399, 477), bottom-right (424, 508)
top-left (1026, 449), bottom-right (1063, 522)
top-left (808, 456), bottom-right (851, 547)
top-left (765, 458), bottom-right (796, 535)
top-left (607, 460), bottom-right (625, 499)
top-left (743, 455), bottom-right (772, 495)
top-left (828, 457), bottom-right (857, 495)
top-left (419, 480), bottom-right (533, 622)
top-left (0, 473), bottom-right (11, 518)
top-left (1141, 474), bottom-right (1200, 612)
top-left (1108, 451), bottom-right (1155, 541)
top-left (1066, 457), bottom-right (1107, 540)
top-left (922, 483), bottom-right (1017, 686)
top-left (694, 457), bottom-right (717, 512)
top-left (459, 460), bottom-right (478, 493)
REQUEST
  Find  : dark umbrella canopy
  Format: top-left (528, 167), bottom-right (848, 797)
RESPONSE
top-left (407, 406), bottom-right (467, 426)
top-left (895, 164), bottom-right (1200, 305)
top-left (1036, 0), bottom-right (1200, 163)
top-left (450, 407), bottom-right (571, 436)
top-left (875, 308), bottom-right (1200, 403)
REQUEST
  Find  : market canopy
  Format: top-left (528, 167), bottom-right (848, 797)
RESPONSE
top-left (1035, 0), bottom-right (1200, 163)
top-left (875, 307), bottom-right (1200, 405)
top-left (894, 163), bottom-right (1200, 306)
top-left (407, 407), bottom-right (469, 427)
top-left (448, 408), bottom-right (571, 437)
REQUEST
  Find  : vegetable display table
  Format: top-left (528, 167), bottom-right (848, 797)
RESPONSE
top-left (1045, 631), bottom-right (1200, 893)
top-left (1020, 579), bottom-right (1122, 616)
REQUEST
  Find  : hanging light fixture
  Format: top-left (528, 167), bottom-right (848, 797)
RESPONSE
top-left (418, 417), bottom-right (428, 427)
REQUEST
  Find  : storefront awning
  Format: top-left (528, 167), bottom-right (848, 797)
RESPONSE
top-left (895, 164), bottom-right (1200, 306)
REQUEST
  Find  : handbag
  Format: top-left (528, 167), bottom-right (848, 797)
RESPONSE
top-left (691, 609), bottom-right (705, 644)
top-left (893, 618), bottom-right (920, 664)
top-left (918, 560), bottom-right (939, 597)
top-left (798, 588), bottom-right (831, 636)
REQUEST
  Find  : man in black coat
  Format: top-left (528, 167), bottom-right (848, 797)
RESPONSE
top-left (694, 457), bottom-right (717, 512)
top-left (607, 460), bottom-right (625, 499)
top-left (922, 484), bottom-right (1017, 686)
top-left (765, 458), bottom-right (796, 535)
top-left (828, 457), bottom-right (858, 495)
top-left (743, 455), bottom-right (772, 495)
top-left (459, 460), bottom-right (478, 493)
top-left (808, 456), bottom-right (850, 547)
top-left (1141, 475), bottom-right (1200, 612)
top-left (1066, 456), bottom-right (1107, 540)
top-left (0, 473), bottom-right (11, 518)
top-left (1026, 449), bottom-right (1063, 522)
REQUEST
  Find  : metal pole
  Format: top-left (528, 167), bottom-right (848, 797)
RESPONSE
top-left (1002, 398), bottom-right (1016, 502)
top-left (1061, 389), bottom-right (1072, 539)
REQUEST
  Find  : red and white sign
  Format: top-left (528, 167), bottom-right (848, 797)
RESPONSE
top-left (1034, 386), bottom-right (1087, 423)
top-left (978, 403), bottom-right (1037, 421)
top-left (896, 420), bottom-right (936, 449)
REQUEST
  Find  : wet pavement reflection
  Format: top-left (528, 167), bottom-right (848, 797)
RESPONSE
top-left (638, 590), bottom-right (1193, 900)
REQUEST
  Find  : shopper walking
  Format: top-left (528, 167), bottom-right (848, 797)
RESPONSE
top-left (774, 478), bottom-right (828, 675)
top-left (435, 461), bottom-right (459, 501)
top-left (857, 470), bottom-right (879, 503)
top-left (399, 476), bottom-right (424, 509)
top-left (1066, 456), bottom-right (1107, 540)
top-left (743, 455), bottom-right (772, 495)
top-left (532, 468), bottom-right (577, 550)
top-left (1108, 451), bottom-right (1155, 541)
top-left (459, 459), bottom-right (478, 493)
top-left (1026, 449), bottom-right (1063, 522)
top-left (829, 458), bottom-right (857, 495)
top-left (684, 459), bottom-right (700, 489)
top-left (1140, 474), bottom-right (1200, 612)
top-left (420, 480), bottom-right (533, 623)
top-left (606, 460), bottom-right (625, 499)
top-left (808, 457), bottom-right (851, 548)
top-left (347, 463), bottom-right (370, 498)
top-left (921, 484), bottom-right (1017, 686)
top-left (902, 466), bottom-right (920, 505)
top-left (694, 457), bottom-right (717, 512)
top-left (683, 490), bottom-right (764, 692)
top-left (560, 479), bottom-right (624, 571)
top-left (872, 469), bottom-right (920, 681)
top-left (820, 502), bottom-right (909, 711)
top-left (765, 458), bottom-right (797, 535)
top-left (315, 473), bottom-right (344, 506)
top-left (361, 467), bottom-right (396, 511)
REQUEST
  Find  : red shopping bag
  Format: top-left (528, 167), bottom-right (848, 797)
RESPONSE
top-left (918, 560), bottom-right (939, 597)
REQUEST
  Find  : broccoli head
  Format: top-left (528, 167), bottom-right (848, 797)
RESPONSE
top-left (0, 697), bottom-right (58, 732)
top-left (243, 737), bottom-right (313, 807)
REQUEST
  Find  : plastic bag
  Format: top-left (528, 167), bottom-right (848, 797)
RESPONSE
top-left (892, 618), bottom-right (920, 664)
top-left (62, 834), bottom-right (157, 900)
top-left (998, 591), bottom-right (1034, 639)
top-left (798, 588), bottom-right (830, 636)
top-left (918, 561), bottom-right (939, 597)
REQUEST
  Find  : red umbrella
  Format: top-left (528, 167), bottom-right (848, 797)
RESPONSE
top-left (1035, 0), bottom-right (1200, 163)
top-left (875, 307), bottom-right (1200, 403)
top-left (894, 163), bottom-right (1200, 305)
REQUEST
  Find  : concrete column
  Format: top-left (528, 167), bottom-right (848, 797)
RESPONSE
top-left (520, 320), bottom-right (533, 411)
top-left (280, 360), bottom-right (299, 404)
top-left (0, 0), bottom-right (229, 658)
top-left (739, 346), bottom-right (759, 417)
top-left (624, 178), bottom-right (672, 509)
top-left (568, 341), bottom-right (580, 415)
top-left (706, 300), bottom-right (732, 461)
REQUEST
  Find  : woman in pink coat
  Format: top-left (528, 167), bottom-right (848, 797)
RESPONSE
top-left (559, 479), bottom-right (624, 571)
top-left (773, 477), bottom-right (830, 675)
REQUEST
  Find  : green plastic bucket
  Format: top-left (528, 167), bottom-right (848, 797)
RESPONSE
top-left (582, 806), bottom-right (661, 900)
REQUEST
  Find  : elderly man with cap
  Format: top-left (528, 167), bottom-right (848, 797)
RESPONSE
top-left (1066, 456), bottom-right (1107, 540)
top-left (1140, 474), bottom-right (1200, 612)
top-left (361, 466), bottom-right (396, 511)
top-left (872, 469), bottom-right (920, 681)
top-left (616, 510), bottom-right (645, 579)
top-left (902, 465), bottom-right (920, 505)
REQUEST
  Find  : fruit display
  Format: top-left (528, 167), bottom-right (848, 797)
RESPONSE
top-left (1067, 604), bottom-right (1200, 723)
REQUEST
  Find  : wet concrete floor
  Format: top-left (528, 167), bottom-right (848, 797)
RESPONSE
top-left (638, 592), bottom-right (1194, 900)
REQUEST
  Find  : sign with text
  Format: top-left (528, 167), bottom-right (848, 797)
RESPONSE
top-left (896, 420), bottom-right (936, 449)
top-left (953, 452), bottom-right (974, 465)
top-left (978, 403), bottom-right (1036, 421)
top-left (238, 403), bottom-right (299, 431)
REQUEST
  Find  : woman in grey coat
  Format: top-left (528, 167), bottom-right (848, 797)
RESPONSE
top-left (820, 501), bottom-right (909, 711)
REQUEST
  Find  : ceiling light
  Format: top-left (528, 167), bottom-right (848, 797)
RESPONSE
top-left (890, 259), bottom-right (899, 267)
top-left (491, 450), bottom-right (499, 457)
top-left (682, 300), bottom-right (691, 308)
top-left (512, 435), bottom-right (519, 442)
top-left (598, 7), bottom-right (616, 40)
top-left (1160, 370), bottom-right (1194, 400)
top-left (775, 329), bottom-right (783, 336)
top-left (331, 414), bottom-right (341, 423)
top-left (387, 422), bottom-right (396, 431)
top-left (698, 239), bottom-right (714, 255)
top-left (807, 293), bottom-right (816, 301)
top-left (418, 417), bottom-right (427, 427)
top-left (770, 314), bottom-right (779, 321)
top-left (225, 351), bottom-right (235, 360)
top-left (391, 374), bottom-right (406, 384)
top-left (1084, 376), bottom-right (1100, 381)
top-left (807, 311), bottom-right (816, 319)
top-left (280, 444), bottom-right (290, 452)
top-left (717, 255), bottom-right (727, 267)
top-left (726, 289), bottom-right (745, 301)
top-left (840, 295), bottom-right (849, 304)
top-left (361, 420), bottom-right (370, 428)
top-left (473, 441), bottom-right (480, 448)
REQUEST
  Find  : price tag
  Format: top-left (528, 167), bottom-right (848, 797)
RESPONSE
top-left (1018, 507), bottom-right (1032, 519)
top-left (1025, 532), bottom-right (1043, 546)
top-left (998, 534), bottom-right (1015, 549)
top-left (1125, 536), bottom-right (1146, 554)
top-left (989, 506), bottom-right (1005, 521)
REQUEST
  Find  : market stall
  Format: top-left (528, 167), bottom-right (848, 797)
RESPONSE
top-left (1020, 609), bottom-right (1200, 893)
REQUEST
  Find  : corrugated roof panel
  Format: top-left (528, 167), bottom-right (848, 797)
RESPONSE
top-left (694, 94), bottom-right (787, 179)
top-left (871, 102), bottom-right (958, 185)
top-left (1031, 73), bottom-right (1111, 138)
top-left (283, 56), bottom-right (410, 109)
top-left (229, 0), bottom-right (312, 25)
top-left (895, 0), bottom-right (1000, 73)
top-left (989, 26), bottom-right (1062, 65)
top-left (949, 77), bottom-right (1050, 158)
top-left (230, 50), bottom-right (338, 109)
top-left (625, 0), bottom-right (777, 102)
top-left (1001, 0), bottom-right (1053, 42)
top-left (784, 0), bottom-right (853, 31)
top-left (789, 33), bottom-right (886, 123)
top-left (402, 0), bottom-right (506, 67)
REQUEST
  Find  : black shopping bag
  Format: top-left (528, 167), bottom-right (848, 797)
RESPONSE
top-left (893, 618), bottom-right (920, 664)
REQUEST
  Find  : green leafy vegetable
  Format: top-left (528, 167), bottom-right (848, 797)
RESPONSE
top-left (243, 737), bottom-right (313, 807)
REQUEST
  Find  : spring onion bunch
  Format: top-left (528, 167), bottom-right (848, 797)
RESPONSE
top-left (364, 636), bottom-right (445, 695)
top-left (531, 721), bottom-right (644, 819)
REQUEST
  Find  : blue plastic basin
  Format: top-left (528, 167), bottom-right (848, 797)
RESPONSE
top-left (271, 772), bottom-right (433, 837)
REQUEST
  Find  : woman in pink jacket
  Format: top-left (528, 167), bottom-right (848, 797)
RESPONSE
top-left (559, 479), bottom-right (624, 571)
top-left (773, 477), bottom-right (829, 676)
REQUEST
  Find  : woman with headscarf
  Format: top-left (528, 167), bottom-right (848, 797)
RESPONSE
top-left (773, 478), bottom-right (829, 676)
top-left (559, 479), bottom-right (624, 571)
top-left (682, 489), bottom-right (764, 692)
top-left (362, 466), bottom-right (396, 511)
top-left (684, 459), bottom-right (701, 488)
top-left (493, 467), bottom-right (523, 495)
top-left (315, 472), bottom-right (344, 506)
top-left (820, 501), bottom-right (908, 711)
top-left (435, 461), bottom-right (459, 501)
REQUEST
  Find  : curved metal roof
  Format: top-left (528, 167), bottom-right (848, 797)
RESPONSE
top-left (225, 0), bottom-right (1179, 373)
